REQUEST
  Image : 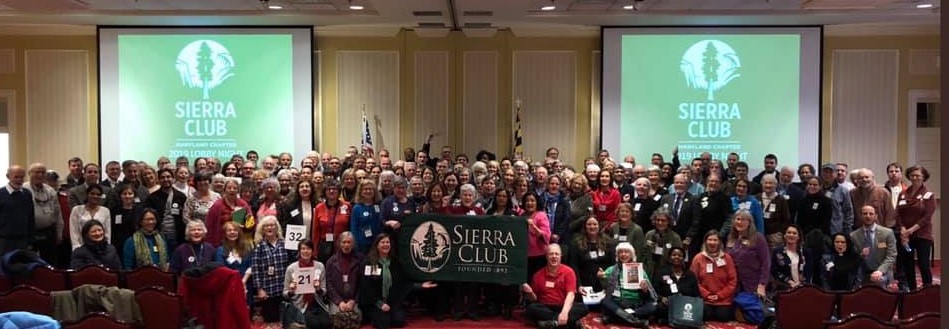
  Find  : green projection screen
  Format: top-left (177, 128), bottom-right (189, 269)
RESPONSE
top-left (601, 27), bottom-right (821, 173)
top-left (98, 27), bottom-right (313, 164)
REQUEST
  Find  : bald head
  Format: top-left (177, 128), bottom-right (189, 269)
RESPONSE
top-left (7, 165), bottom-right (25, 189)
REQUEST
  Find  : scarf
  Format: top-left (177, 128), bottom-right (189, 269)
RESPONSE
top-left (379, 258), bottom-right (392, 301)
top-left (132, 229), bottom-right (168, 267)
top-left (299, 257), bottom-right (315, 305)
top-left (543, 191), bottom-right (560, 226)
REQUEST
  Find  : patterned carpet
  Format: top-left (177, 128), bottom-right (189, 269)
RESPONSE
top-left (252, 263), bottom-right (940, 329)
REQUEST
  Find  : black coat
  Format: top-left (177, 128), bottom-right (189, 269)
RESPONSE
top-left (653, 265), bottom-right (701, 300)
top-left (146, 188), bottom-right (188, 243)
top-left (660, 192), bottom-right (700, 238)
top-left (70, 244), bottom-right (121, 270)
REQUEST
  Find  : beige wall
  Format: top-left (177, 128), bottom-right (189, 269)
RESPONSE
top-left (0, 31), bottom-right (939, 175)
top-left (822, 35), bottom-right (941, 164)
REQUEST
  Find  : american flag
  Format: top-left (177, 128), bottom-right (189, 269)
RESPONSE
top-left (361, 110), bottom-right (374, 157)
top-left (513, 101), bottom-right (524, 157)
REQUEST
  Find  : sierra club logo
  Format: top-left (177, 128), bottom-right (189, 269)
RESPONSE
top-left (680, 40), bottom-right (741, 101)
top-left (410, 221), bottom-right (451, 273)
top-left (175, 40), bottom-right (235, 100)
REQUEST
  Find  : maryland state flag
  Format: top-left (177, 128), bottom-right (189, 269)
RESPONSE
top-left (513, 103), bottom-right (524, 156)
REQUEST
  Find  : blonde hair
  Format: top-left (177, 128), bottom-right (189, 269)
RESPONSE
top-left (254, 216), bottom-right (284, 243)
top-left (221, 221), bottom-right (253, 257)
top-left (353, 179), bottom-right (381, 204)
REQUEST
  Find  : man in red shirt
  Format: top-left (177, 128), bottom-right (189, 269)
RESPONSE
top-left (521, 244), bottom-right (589, 329)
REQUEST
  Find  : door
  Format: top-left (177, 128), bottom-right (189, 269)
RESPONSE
top-left (908, 90), bottom-right (940, 260)
top-left (0, 90), bottom-right (12, 187)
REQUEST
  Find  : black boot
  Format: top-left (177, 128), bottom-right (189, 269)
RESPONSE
top-left (615, 308), bottom-right (638, 324)
top-left (538, 319), bottom-right (559, 329)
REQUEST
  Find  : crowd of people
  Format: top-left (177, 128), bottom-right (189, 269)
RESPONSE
top-left (0, 140), bottom-right (937, 329)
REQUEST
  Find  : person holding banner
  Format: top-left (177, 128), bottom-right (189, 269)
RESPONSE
top-left (598, 242), bottom-right (655, 327)
top-left (350, 179), bottom-right (383, 254)
top-left (283, 239), bottom-right (331, 329)
top-left (325, 232), bottom-right (364, 329)
top-left (522, 244), bottom-right (589, 329)
top-left (446, 184), bottom-right (486, 321)
top-left (312, 179), bottom-right (351, 262)
top-left (359, 234), bottom-right (438, 329)
top-left (523, 192), bottom-right (552, 278)
top-left (380, 176), bottom-right (416, 238)
top-left (252, 216), bottom-right (290, 323)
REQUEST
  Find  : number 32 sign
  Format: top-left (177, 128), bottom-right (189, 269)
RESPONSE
top-left (285, 225), bottom-right (307, 250)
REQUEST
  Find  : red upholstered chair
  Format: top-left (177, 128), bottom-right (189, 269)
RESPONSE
top-left (69, 265), bottom-right (120, 288)
top-left (0, 275), bottom-right (10, 292)
top-left (899, 312), bottom-right (940, 329)
top-left (26, 266), bottom-right (68, 291)
top-left (135, 286), bottom-right (183, 329)
top-left (838, 285), bottom-right (899, 321)
top-left (124, 266), bottom-right (175, 291)
top-left (824, 313), bottom-right (898, 329)
top-left (0, 284), bottom-right (54, 315)
top-left (62, 312), bottom-right (135, 329)
top-left (900, 285), bottom-right (940, 319)
top-left (775, 284), bottom-right (837, 329)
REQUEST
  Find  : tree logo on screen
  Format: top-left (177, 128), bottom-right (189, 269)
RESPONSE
top-left (680, 40), bottom-right (741, 101)
top-left (410, 221), bottom-right (451, 273)
top-left (175, 40), bottom-right (235, 100)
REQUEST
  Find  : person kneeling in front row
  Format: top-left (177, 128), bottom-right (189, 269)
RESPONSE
top-left (522, 244), bottom-right (589, 329)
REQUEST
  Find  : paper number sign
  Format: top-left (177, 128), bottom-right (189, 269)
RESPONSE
top-left (294, 267), bottom-right (315, 294)
top-left (285, 225), bottom-right (306, 250)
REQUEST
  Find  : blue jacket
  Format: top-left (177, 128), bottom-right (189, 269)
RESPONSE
top-left (350, 203), bottom-right (382, 254)
top-left (0, 312), bottom-right (61, 329)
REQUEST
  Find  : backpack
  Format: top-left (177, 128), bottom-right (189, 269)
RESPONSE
top-left (733, 291), bottom-right (765, 324)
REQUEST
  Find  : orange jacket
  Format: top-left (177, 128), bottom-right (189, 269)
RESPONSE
top-left (690, 251), bottom-right (738, 306)
top-left (311, 200), bottom-right (351, 244)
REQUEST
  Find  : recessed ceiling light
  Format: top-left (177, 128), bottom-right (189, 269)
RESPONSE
top-left (268, 5), bottom-right (283, 9)
top-left (350, 4), bottom-right (364, 10)
top-left (622, 4), bottom-right (634, 10)
top-left (916, 3), bottom-right (933, 8)
top-left (541, 5), bottom-right (556, 11)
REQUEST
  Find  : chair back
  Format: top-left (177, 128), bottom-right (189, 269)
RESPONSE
top-left (825, 313), bottom-right (898, 329)
top-left (70, 265), bottom-right (120, 288)
top-left (135, 286), bottom-right (183, 329)
top-left (0, 275), bottom-right (10, 292)
top-left (900, 285), bottom-right (940, 319)
top-left (775, 284), bottom-right (837, 329)
top-left (27, 266), bottom-right (68, 291)
top-left (899, 312), bottom-right (940, 329)
top-left (62, 312), bottom-right (135, 329)
top-left (124, 266), bottom-right (174, 291)
top-left (0, 284), bottom-right (54, 315)
top-left (838, 285), bottom-right (899, 321)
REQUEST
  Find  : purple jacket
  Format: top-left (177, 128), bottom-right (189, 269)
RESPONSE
top-left (726, 233), bottom-right (771, 292)
top-left (325, 251), bottom-right (365, 305)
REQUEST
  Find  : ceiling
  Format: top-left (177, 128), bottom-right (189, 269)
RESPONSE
top-left (0, 0), bottom-right (939, 36)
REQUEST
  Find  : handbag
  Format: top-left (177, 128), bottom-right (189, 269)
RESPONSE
top-left (668, 294), bottom-right (704, 329)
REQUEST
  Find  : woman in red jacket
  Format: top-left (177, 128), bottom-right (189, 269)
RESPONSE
top-left (690, 229), bottom-right (737, 322)
top-left (591, 170), bottom-right (620, 228)
top-left (896, 165), bottom-right (937, 290)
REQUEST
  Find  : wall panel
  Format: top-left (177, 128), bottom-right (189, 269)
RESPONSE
top-left (830, 49), bottom-right (899, 178)
top-left (462, 51), bottom-right (499, 156)
top-left (25, 50), bottom-right (89, 167)
top-left (336, 51), bottom-right (400, 155)
top-left (513, 51), bottom-right (577, 162)
top-left (414, 51), bottom-right (450, 153)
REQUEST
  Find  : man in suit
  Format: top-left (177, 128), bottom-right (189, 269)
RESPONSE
top-left (0, 165), bottom-right (35, 254)
top-left (68, 163), bottom-right (111, 208)
top-left (99, 161), bottom-right (122, 189)
top-left (850, 205), bottom-right (897, 286)
top-left (661, 173), bottom-right (698, 240)
top-left (777, 166), bottom-right (805, 222)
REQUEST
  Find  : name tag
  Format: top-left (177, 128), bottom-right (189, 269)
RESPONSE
top-left (342, 274), bottom-right (349, 283)
top-left (171, 208), bottom-right (180, 215)
top-left (923, 192), bottom-right (933, 199)
top-left (467, 210), bottom-right (476, 216)
top-left (634, 203), bottom-right (642, 211)
top-left (291, 209), bottom-right (300, 217)
top-left (654, 246), bottom-right (663, 255)
top-left (598, 205), bottom-right (606, 212)
top-left (375, 205), bottom-right (381, 212)
top-left (340, 207), bottom-right (348, 215)
top-left (267, 266), bottom-right (275, 276)
top-left (617, 235), bottom-right (628, 242)
top-left (768, 203), bottom-right (776, 212)
top-left (877, 242), bottom-right (887, 249)
top-left (825, 262), bottom-right (834, 270)
top-left (115, 215), bottom-right (123, 225)
top-left (783, 195), bottom-right (790, 200)
top-left (152, 245), bottom-right (158, 253)
top-left (706, 263), bottom-right (714, 273)
top-left (653, 194), bottom-right (661, 201)
top-left (589, 251), bottom-right (598, 259)
top-left (899, 200), bottom-right (907, 206)
top-left (812, 203), bottom-right (819, 210)
top-left (365, 266), bottom-right (374, 276)
top-left (545, 281), bottom-right (555, 288)
top-left (716, 258), bottom-right (726, 267)
top-left (325, 233), bottom-right (334, 242)
top-left (824, 191), bottom-right (833, 198)
top-left (134, 197), bottom-right (141, 203)
top-left (763, 212), bottom-right (771, 219)
top-left (363, 227), bottom-right (373, 238)
top-left (373, 267), bottom-right (382, 275)
top-left (670, 283), bottom-right (679, 294)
